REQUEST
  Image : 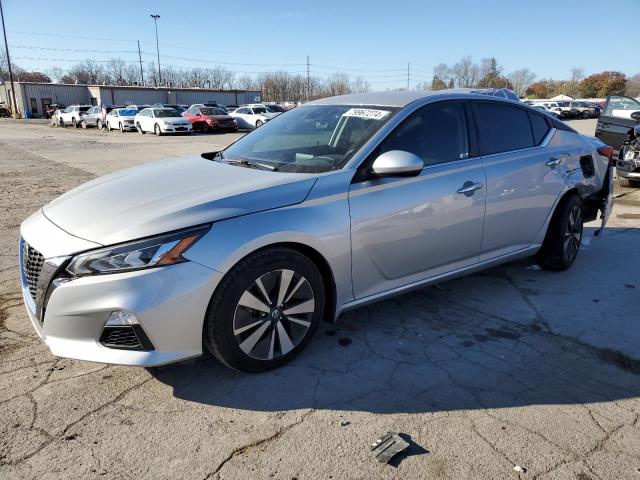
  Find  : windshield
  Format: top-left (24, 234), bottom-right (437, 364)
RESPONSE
top-left (119, 109), bottom-right (138, 116)
top-left (79, 107), bottom-right (91, 112)
top-left (222, 105), bottom-right (398, 173)
top-left (201, 107), bottom-right (227, 115)
top-left (253, 107), bottom-right (268, 114)
top-left (154, 109), bottom-right (180, 117)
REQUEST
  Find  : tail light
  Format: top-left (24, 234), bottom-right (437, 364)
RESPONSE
top-left (597, 146), bottom-right (615, 166)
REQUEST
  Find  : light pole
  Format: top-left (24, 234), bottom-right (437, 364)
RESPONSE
top-left (0, 0), bottom-right (18, 118)
top-left (150, 14), bottom-right (161, 86)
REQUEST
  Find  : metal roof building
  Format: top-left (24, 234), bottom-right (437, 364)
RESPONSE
top-left (0, 82), bottom-right (262, 118)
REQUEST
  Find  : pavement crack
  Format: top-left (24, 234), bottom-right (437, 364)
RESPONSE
top-left (205, 409), bottom-right (315, 480)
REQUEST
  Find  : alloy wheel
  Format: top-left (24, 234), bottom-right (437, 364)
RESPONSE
top-left (564, 205), bottom-right (582, 261)
top-left (233, 269), bottom-right (315, 361)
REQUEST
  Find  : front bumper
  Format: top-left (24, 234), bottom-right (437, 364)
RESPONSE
top-left (20, 214), bottom-right (223, 366)
top-left (161, 124), bottom-right (192, 133)
top-left (616, 152), bottom-right (640, 179)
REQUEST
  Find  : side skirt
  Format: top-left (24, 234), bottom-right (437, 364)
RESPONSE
top-left (336, 245), bottom-right (540, 317)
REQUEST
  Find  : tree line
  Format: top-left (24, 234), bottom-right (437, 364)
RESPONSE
top-left (1, 50), bottom-right (638, 101)
top-left (422, 56), bottom-right (639, 99)
top-left (0, 52), bottom-right (370, 102)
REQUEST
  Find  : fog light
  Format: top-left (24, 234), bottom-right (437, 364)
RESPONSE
top-left (106, 311), bottom-right (139, 326)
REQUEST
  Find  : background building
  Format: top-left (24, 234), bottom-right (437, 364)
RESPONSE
top-left (0, 82), bottom-right (262, 117)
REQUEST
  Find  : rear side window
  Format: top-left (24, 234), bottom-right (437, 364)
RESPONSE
top-left (473, 102), bottom-right (534, 155)
top-left (379, 102), bottom-right (469, 166)
top-left (528, 112), bottom-right (550, 145)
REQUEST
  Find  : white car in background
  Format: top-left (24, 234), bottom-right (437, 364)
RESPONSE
top-left (105, 108), bottom-right (138, 132)
top-left (134, 107), bottom-right (192, 135)
top-left (230, 105), bottom-right (280, 129)
top-left (59, 105), bottom-right (92, 128)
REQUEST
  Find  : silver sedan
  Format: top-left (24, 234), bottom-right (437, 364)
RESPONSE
top-left (19, 90), bottom-right (613, 371)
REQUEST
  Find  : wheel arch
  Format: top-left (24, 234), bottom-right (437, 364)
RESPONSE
top-left (533, 187), bottom-right (581, 248)
top-left (212, 241), bottom-right (338, 324)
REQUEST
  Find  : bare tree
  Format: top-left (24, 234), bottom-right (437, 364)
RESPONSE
top-left (46, 66), bottom-right (65, 83)
top-left (145, 61), bottom-right (159, 86)
top-left (432, 63), bottom-right (451, 85)
top-left (566, 67), bottom-right (585, 97)
top-left (350, 76), bottom-right (370, 93)
top-left (451, 56), bottom-right (478, 88)
top-left (508, 68), bottom-right (536, 97)
top-left (626, 73), bottom-right (640, 98)
top-left (106, 58), bottom-right (127, 85)
top-left (236, 74), bottom-right (256, 90)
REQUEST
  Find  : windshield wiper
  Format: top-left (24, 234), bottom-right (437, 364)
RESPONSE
top-left (214, 152), bottom-right (277, 171)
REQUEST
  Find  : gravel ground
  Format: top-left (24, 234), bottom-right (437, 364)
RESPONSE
top-left (1, 119), bottom-right (639, 480)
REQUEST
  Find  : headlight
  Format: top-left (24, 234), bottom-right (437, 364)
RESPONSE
top-left (65, 225), bottom-right (210, 277)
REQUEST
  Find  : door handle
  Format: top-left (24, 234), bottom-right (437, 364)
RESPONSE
top-left (546, 158), bottom-right (563, 167)
top-left (457, 182), bottom-right (484, 194)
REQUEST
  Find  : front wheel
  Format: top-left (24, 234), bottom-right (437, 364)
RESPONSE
top-left (107, 122), bottom-right (112, 131)
top-left (136, 122), bottom-right (145, 134)
top-left (537, 194), bottom-right (583, 271)
top-left (154, 123), bottom-right (162, 136)
top-left (119, 122), bottom-right (125, 133)
top-left (97, 119), bottom-right (103, 130)
top-left (72, 118), bottom-right (78, 128)
top-left (255, 120), bottom-right (263, 128)
top-left (80, 120), bottom-right (87, 129)
top-left (204, 248), bottom-right (325, 372)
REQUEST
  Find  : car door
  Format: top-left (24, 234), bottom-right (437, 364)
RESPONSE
top-left (472, 101), bottom-right (566, 260)
top-left (349, 101), bottom-right (487, 299)
top-left (595, 95), bottom-right (640, 151)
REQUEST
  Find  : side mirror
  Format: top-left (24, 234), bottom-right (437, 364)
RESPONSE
top-left (631, 111), bottom-right (640, 122)
top-left (371, 150), bottom-right (423, 177)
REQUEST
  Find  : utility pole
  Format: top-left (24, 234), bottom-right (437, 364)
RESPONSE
top-left (306, 55), bottom-right (310, 102)
top-left (0, 0), bottom-right (18, 118)
top-left (137, 40), bottom-right (144, 86)
top-left (150, 14), bottom-right (161, 85)
top-left (406, 62), bottom-right (410, 90)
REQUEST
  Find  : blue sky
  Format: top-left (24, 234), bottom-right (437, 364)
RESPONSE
top-left (2, 0), bottom-right (637, 89)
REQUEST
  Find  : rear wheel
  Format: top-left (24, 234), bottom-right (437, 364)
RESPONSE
top-left (80, 120), bottom-right (87, 129)
top-left (204, 248), bottom-right (325, 372)
top-left (97, 119), bottom-right (103, 130)
top-left (618, 176), bottom-right (640, 188)
top-left (72, 117), bottom-right (78, 128)
top-left (200, 122), bottom-right (209, 132)
top-left (537, 194), bottom-right (584, 271)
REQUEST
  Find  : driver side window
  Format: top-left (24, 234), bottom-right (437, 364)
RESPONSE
top-left (379, 102), bottom-right (469, 166)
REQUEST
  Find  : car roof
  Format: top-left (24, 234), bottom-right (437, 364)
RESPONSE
top-left (306, 89), bottom-right (520, 107)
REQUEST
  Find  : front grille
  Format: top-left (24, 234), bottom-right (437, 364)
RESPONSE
top-left (22, 241), bottom-right (44, 299)
top-left (99, 325), bottom-right (154, 351)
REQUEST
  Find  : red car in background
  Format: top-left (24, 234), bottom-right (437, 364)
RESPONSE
top-left (182, 105), bottom-right (238, 132)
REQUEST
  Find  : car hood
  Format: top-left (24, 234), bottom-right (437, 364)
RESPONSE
top-left (158, 117), bottom-right (189, 122)
top-left (43, 156), bottom-right (317, 246)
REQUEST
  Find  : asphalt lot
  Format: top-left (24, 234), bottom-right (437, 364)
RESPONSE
top-left (1, 118), bottom-right (639, 480)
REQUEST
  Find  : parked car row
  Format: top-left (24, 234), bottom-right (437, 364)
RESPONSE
top-left (526, 101), bottom-right (601, 119)
top-left (49, 101), bottom-right (290, 135)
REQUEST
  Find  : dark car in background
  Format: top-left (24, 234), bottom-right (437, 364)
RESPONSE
top-left (0, 105), bottom-right (10, 118)
top-left (595, 95), bottom-right (640, 187)
top-left (595, 95), bottom-right (640, 152)
top-left (152, 103), bottom-right (186, 114)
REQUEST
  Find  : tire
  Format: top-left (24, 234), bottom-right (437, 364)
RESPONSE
top-left (204, 247), bottom-right (325, 372)
top-left (536, 194), bottom-right (584, 271)
top-left (136, 122), bottom-right (145, 134)
top-left (154, 123), bottom-right (162, 136)
top-left (58, 118), bottom-right (64, 127)
top-left (97, 119), bottom-right (103, 130)
top-left (618, 176), bottom-right (640, 188)
top-left (72, 118), bottom-right (77, 128)
top-left (119, 122), bottom-right (124, 133)
top-left (107, 122), bottom-right (112, 132)
top-left (255, 120), bottom-right (263, 128)
top-left (80, 120), bottom-right (87, 129)
top-left (200, 122), bottom-right (209, 132)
